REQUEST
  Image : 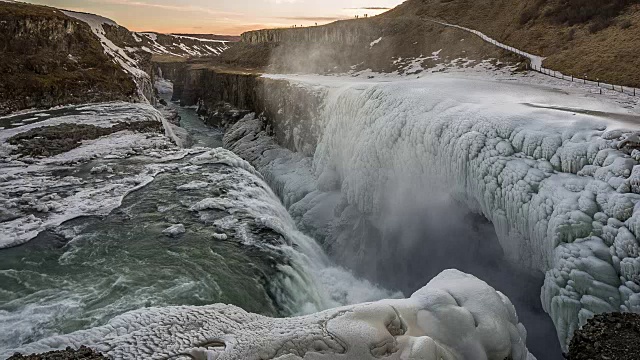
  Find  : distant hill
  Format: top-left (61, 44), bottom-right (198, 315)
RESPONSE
top-left (172, 34), bottom-right (241, 42)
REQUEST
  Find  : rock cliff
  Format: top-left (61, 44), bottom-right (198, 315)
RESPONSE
top-left (0, 2), bottom-right (137, 115)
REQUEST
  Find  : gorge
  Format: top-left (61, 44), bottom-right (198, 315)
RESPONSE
top-left (2, 0), bottom-right (640, 359)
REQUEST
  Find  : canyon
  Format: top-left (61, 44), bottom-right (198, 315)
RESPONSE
top-left (2, 0), bottom-right (640, 359)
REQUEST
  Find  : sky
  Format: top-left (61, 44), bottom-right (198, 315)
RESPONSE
top-left (22, 0), bottom-right (405, 35)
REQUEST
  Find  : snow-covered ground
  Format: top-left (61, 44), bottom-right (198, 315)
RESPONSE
top-left (138, 32), bottom-right (230, 57)
top-left (61, 11), bottom-right (231, 102)
top-left (62, 11), bottom-right (152, 101)
top-left (3, 269), bottom-right (535, 360)
top-left (225, 69), bottom-right (640, 350)
top-left (424, 18), bottom-right (639, 97)
top-left (425, 18), bottom-right (545, 69)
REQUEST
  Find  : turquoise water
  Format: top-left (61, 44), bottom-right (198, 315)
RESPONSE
top-left (0, 103), bottom-right (297, 350)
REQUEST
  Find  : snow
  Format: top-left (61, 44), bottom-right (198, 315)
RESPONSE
top-left (0, 103), bottom-right (183, 249)
top-left (170, 34), bottom-right (230, 44)
top-left (2, 269), bottom-right (534, 360)
top-left (426, 19), bottom-right (545, 69)
top-left (0, 102), bottom-right (164, 144)
top-left (58, 13), bottom-right (229, 100)
top-left (62, 11), bottom-right (150, 101)
top-left (226, 71), bottom-right (640, 350)
top-left (135, 32), bottom-right (230, 58)
top-left (369, 37), bottom-right (382, 48)
top-left (176, 180), bottom-right (209, 191)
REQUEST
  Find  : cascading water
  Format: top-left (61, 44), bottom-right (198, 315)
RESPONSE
top-left (0, 84), bottom-right (396, 352)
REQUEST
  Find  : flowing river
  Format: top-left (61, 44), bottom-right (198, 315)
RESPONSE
top-left (0, 89), bottom-right (394, 352)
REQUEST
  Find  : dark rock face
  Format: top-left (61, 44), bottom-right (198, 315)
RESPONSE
top-left (0, 2), bottom-right (137, 115)
top-left (567, 312), bottom-right (640, 360)
top-left (8, 346), bottom-right (107, 359)
top-left (170, 67), bottom-right (323, 156)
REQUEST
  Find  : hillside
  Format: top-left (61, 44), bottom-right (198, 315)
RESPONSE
top-left (0, 2), bottom-right (137, 115)
top-left (0, 1), bottom-right (233, 115)
top-left (164, 15), bottom-right (524, 78)
top-left (384, 0), bottom-right (640, 87)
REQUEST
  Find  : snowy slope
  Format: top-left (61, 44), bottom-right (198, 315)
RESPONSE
top-left (225, 72), bottom-right (640, 350)
top-left (426, 19), bottom-right (545, 69)
top-left (136, 32), bottom-right (230, 57)
top-left (3, 269), bottom-right (535, 360)
top-left (62, 11), bottom-right (152, 101)
top-left (61, 11), bottom-right (231, 102)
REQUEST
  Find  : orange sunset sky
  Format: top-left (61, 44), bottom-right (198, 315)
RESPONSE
top-left (22, 0), bottom-right (404, 35)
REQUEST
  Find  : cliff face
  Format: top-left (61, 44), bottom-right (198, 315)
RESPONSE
top-left (172, 67), bottom-right (322, 156)
top-left (241, 21), bottom-right (379, 45)
top-left (0, 2), bottom-right (137, 115)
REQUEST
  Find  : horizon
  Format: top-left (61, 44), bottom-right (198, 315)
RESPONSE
top-left (20, 0), bottom-right (404, 35)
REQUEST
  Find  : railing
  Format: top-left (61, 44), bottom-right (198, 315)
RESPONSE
top-left (527, 63), bottom-right (637, 96)
top-left (429, 19), bottom-right (638, 97)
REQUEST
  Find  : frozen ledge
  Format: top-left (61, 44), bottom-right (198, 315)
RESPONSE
top-left (4, 270), bottom-right (535, 360)
top-left (224, 74), bottom-right (640, 350)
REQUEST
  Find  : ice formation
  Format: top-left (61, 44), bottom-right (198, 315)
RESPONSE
top-left (225, 73), bottom-right (640, 349)
top-left (0, 103), bottom-right (181, 248)
top-left (3, 270), bottom-right (535, 360)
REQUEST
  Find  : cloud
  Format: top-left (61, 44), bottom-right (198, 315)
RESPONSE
top-left (87, 0), bottom-right (241, 17)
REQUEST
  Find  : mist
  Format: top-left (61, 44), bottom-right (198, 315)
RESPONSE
top-left (325, 176), bottom-right (564, 359)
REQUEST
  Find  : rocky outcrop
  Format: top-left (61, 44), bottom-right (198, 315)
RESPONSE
top-left (0, 2), bottom-right (137, 115)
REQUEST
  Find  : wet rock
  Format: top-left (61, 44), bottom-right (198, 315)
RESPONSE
top-left (8, 346), bottom-right (107, 359)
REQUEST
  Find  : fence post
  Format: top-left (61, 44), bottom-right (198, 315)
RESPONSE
top-left (635, 88), bottom-right (636, 96)
top-left (571, 75), bottom-right (573, 82)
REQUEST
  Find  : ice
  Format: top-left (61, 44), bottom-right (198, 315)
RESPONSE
top-left (162, 224), bottom-right (185, 237)
top-left (0, 103), bottom-right (186, 248)
top-left (3, 269), bottom-right (535, 360)
top-left (225, 72), bottom-right (640, 350)
top-left (176, 180), bottom-right (209, 191)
